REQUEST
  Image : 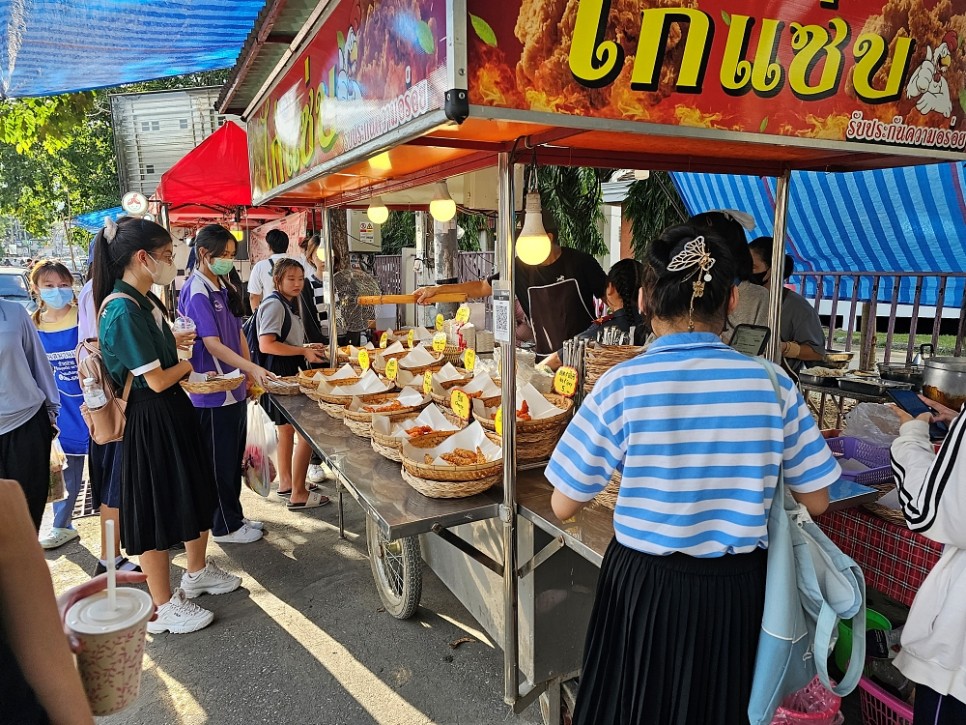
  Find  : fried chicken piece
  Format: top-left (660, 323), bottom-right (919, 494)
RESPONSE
top-left (363, 400), bottom-right (405, 413)
top-left (441, 447), bottom-right (481, 466)
top-left (405, 425), bottom-right (433, 437)
top-left (516, 400), bottom-right (531, 421)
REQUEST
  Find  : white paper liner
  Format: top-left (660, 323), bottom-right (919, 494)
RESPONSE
top-left (402, 421), bottom-right (500, 465)
top-left (461, 372), bottom-right (500, 398)
top-left (472, 382), bottom-right (564, 421)
top-left (435, 362), bottom-right (466, 383)
top-left (400, 346), bottom-right (438, 368)
top-left (318, 369), bottom-right (389, 396)
top-left (347, 389), bottom-right (429, 413)
top-left (409, 326), bottom-right (434, 341)
top-left (346, 343), bottom-right (375, 360)
top-left (190, 369), bottom-right (242, 383)
top-left (379, 341), bottom-right (405, 356)
top-left (390, 404), bottom-right (460, 438)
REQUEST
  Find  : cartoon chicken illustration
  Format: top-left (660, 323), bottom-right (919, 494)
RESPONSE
top-left (906, 31), bottom-right (958, 119)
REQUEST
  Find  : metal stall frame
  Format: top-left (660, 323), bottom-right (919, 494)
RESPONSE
top-left (223, 0), bottom-right (966, 719)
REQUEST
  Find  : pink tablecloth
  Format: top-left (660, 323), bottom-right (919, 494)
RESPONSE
top-left (816, 507), bottom-right (943, 608)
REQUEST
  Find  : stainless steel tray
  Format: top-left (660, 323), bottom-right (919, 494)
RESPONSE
top-left (837, 376), bottom-right (912, 396)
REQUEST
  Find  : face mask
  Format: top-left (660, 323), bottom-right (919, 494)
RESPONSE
top-left (40, 287), bottom-right (74, 310)
top-left (208, 257), bottom-right (234, 276)
top-left (750, 271), bottom-right (769, 286)
top-left (146, 254), bottom-right (177, 286)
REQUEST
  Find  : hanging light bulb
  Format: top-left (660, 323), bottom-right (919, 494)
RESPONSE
top-left (429, 181), bottom-right (457, 222)
top-left (367, 196), bottom-right (389, 225)
top-left (516, 191), bottom-right (551, 265)
top-left (230, 208), bottom-right (244, 240)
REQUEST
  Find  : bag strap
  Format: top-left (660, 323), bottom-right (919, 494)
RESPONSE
top-left (98, 293), bottom-right (140, 399)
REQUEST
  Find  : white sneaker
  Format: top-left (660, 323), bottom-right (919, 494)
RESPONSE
top-left (180, 557), bottom-right (242, 598)
top-left (307, 464), bottom-right (327, 484)
top-left (40, 527), bottom-right (79, 550)
top-left (147, 589), bottom-right (214, 634)
top-left (242, 518), bottom-right (264, 531)
top-left (212, 523), bottom-right (263, 544)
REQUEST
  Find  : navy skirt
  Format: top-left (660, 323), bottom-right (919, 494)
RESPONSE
top-left (574, 539), bottom-right (767, 725)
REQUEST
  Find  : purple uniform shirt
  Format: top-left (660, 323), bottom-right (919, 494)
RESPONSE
top-left (178, 271), bottom-right (247, 408)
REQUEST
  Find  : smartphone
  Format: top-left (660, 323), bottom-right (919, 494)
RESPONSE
top-left (730, 324), bottom-right (771, 356)
top-left (887, 389), bottom-right (948, 440)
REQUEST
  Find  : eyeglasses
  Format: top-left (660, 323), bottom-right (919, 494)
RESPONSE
top-left (150, 252), bottom-right (175, 265)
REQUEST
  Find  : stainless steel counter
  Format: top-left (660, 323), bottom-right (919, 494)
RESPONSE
top-left (271, 395), bottom-right (501, 539)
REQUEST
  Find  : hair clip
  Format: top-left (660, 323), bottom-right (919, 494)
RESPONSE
top-left (668, 236), bottom-right (717, 331)
top-left (104, 217), bottom-right (118, 242)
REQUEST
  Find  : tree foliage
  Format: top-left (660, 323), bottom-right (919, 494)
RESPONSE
top-left (622, 171), bottom-right (688, 259)
top-left (534, 165), bottom-right (606, 256)
top-left (380, 211), bottom-right (416, 254)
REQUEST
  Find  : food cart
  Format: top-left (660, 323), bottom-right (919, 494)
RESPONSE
top-left (226, 0), bottom-right (966, 718)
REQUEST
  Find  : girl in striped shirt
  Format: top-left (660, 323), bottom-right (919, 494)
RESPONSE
top-left (547, 224), bottom-right (839, 725)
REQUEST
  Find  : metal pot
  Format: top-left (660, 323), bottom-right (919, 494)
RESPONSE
top-left (923, 357), bottom-right (966, 410)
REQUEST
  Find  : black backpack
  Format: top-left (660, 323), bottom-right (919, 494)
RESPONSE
top-left (244, 291), bottom-right (291, 369)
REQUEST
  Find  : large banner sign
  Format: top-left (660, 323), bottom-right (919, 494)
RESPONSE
top-left (249, 0), bottom-right (448, 203)
top-left (466, 0), bottom-right (966, 153)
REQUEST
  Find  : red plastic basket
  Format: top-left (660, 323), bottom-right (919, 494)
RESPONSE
top-left (825, 437), bottom-right (894, 486)
top-left (858, 676), bottom-right (913, 725)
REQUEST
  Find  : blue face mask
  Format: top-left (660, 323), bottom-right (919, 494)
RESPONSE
top-left (40, 287), bottom-right (74, 310)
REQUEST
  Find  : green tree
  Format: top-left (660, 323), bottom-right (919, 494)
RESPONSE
top-left (534, 165), bottom-right (606, 256)
top-left (622, 171), bottom-right (688, 258)
top-left (380, 211), bottom-right (416, 254)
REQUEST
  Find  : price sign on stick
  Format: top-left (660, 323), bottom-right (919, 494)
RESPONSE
top-left (494, 405), bottom-right (503, 436)
top-left (455, 305), bottom-right (470, 323)
top-left (463, 348), bottom-right (476, 372)
top-left (423, 370), bottom-right (433, 395)
top-left (407, 329), bottom-right (415, 349)
top-left (358, 348), bottom-right (371, 372)
top-left (553, 366), bottom-right (579, 397)
top-left (432, 332), bottom-right (447, 352)
top-left (451, 389), bottom-right (471, 421)
top-left (435, 313), bottom-right (444, 331)
top-left (379, 332), bottom-right (388, 349)
top-left (385, 358), bottom-right (398, 381)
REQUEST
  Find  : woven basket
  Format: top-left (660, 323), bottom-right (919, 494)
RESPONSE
top-left (473, 394), bottom-right (574, 463)
top-left (318, 400), bottom-right (348, 419)
top-left (370, 411), bottom-right (465, 458)
top-left (593, 471), bottom-right (622, 510)
top-left (342, 393), bottom-right (430, 438)
top-left (263, 376), bottom-right (302, 396)
top-left (441, 346), bottom-right (466, 366)
top-left (398, 351), bottom-right (447, 375)
top-left (401, 467), bottom-right (500, 499)
top-left (401, 431), bottom-right (503, 483)
top-left (371, 437), bottom-right (403, 462)
top-left (180, 375), bottom-right (245, 395)
top-left (297, 368), bottom-right (362, 389)
top-left (862, 502), bottom-right (907, 526)
top-left (583, 344), bottom-right (643, 393)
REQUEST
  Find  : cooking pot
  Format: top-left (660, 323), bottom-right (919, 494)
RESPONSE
top-left (923, 357), bottom-right (966, 410)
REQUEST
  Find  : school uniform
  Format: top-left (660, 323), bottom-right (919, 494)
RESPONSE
top-left (179, 271), bottom-right (249, 538)
top-left (99, 280), bottom-right (216, 555)
top-left (255, 292), bottom-right (305, 425)
top-left (547, 332), bottom-right (841, 725)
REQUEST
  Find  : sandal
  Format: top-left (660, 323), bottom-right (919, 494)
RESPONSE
top-left (276, 483), bottom-right (322, 498)
top-left (287, 490), bottom-right (330, 510)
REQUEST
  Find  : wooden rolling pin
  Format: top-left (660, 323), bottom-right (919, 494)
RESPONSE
top-left (358, 293), bottom-right (468, 305)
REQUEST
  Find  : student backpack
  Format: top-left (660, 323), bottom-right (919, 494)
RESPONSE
top-left (243, 291), bottom-right (291, 369)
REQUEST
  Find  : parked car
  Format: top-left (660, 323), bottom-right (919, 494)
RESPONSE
top-left (0, 266), bottom-right (37, 312)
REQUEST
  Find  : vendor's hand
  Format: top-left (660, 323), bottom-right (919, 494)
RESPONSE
top-left (303, 348), bottom-right (326, 364)
top-left (172, 329), bottom-right (196, 351)
top-left (918, 394), bottom-right (959, 424)
top-left (246, 366), bottom-right (275, 387)
top-left (414, 286), bottom-right (441, 305)
top-left (58, 572), bottom-right (152, 653)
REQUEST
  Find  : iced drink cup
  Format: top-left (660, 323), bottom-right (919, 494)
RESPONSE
top-left (172, 316), bottom-right (196, 361)
top-left (65, 587), bottom-right (154, 716)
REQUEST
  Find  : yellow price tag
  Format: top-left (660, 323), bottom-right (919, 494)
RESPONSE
top-left (553, 365), bottom-right (579, 397)
top-left (407, 329), bottom-right (415, 349)
top-left (463, 348), bottom-right (476, 372)
top-left (455, 305), bottom-right (470, 323)
top-left (423, 370), bottom-right (433, 395)
top-left (358, 348), bottom-right (371, 372)
top-left (385, 357), bottom-right (398, 381)
top-left (379, 332), bottom-right (388, 349)
top-left (432, 332), bottom-right (447, 352)
top-left (494, 405), bottom-right (503, 436)
top-left (450, 389), bottom-right (471, 421)
top-left (435, 313), bottom-right (444, 331)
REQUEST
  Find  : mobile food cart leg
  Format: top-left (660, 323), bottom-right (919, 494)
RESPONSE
top-left (767, 170), bottom-right (791, 363)
top-left (366, 516), bottom-right (423, 619)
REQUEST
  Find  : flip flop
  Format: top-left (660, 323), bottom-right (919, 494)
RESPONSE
top-left (287, 490), bottom-right (330, 510)
top-left (276, 483), bottom-right (323, 498)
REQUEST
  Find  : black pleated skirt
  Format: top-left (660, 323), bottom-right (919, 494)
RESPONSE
top-left (574, 539), bottom-right (767, 725)
top-left (119, 386), bottom-right (217, 555)
top-left (259, 355), bottom-right (302, 426)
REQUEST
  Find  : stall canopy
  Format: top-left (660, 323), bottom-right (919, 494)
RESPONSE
top-left (0, 0), bottom-right (266, 98)
top-left (671, 163), bottom-right (966, 305)
top-left (72, 206), bottom-right (123, 234)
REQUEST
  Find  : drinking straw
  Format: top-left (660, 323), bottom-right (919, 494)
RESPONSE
top-left (105, 519), bottom-right (117, 611)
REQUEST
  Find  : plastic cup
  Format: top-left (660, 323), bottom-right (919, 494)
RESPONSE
top-left (66, 587), bottom-right (154, 716)
top-left (172, 316), bottom-right (196, 361)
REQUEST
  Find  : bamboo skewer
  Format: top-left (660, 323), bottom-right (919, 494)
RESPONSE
top-left (358, 293), bottom-right (468, 305)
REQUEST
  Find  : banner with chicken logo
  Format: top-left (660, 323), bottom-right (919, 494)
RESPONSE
top-left (248, 0), bottom-right (449, 204)
top-left (466, 0), bottom-right (966, 154)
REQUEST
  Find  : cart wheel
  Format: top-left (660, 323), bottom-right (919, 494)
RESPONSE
top-left (366, 516), bottom-right (422, 619)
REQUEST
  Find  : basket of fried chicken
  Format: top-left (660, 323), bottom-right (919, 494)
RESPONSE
top-left (400, 421), bottom-right (502, 498)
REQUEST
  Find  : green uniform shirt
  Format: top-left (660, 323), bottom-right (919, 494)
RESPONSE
top-left (99, 280), bottom-right (178, 390)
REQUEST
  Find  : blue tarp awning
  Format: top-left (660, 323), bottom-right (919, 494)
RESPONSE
top-left (671, 164), bottom-right (966, 306)
top-left (72, 206), bottom-right (123, 234)
top-left (0, 1), bottom-right (266, 98)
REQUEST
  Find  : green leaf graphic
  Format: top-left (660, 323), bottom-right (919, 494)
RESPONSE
top-left (721, 10), bottom-right (731, 25)
top-left (959, 89), bottom-right (966, 115)
top-left (416, 20), bottom-right (435, 54)
top-left (470, 14), bottom-right (498, 47)
top-left (759, 116), bottom-right (769, 132)
top-left (337, 30), bottom-right (346, 50)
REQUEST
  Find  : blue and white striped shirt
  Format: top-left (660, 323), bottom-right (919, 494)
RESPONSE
top-left (546, 332), bottom-right (840, 558)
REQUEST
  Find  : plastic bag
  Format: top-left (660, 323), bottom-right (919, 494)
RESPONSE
top-left (48, 439), bottom-right (67, 503)
top-left (843, 403), bottom-right (901, 446)
top-left (243, 402), bottom-right (276, 497)
top-left (771, 677), bottom-right (843, 724)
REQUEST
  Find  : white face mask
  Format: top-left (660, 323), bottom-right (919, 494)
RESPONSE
top-left (146, 254), bottom-right (177, 286)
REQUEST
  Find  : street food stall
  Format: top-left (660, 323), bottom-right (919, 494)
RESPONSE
top-left (224, 0), bottom-right (966, 718)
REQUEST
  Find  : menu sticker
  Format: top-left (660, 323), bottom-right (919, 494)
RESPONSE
top-left (385, 358), bottom-right (398, 381)
top-left (432, 332), bottom-right (447, 352)
top-left (455, 305), bottom-right (470, 323)
top-left (435, 313), bottom-right (444, 331)
top-left (450, 389), bottom-right (471, 421)
top-left (358, 348), bottom-right (371, 372)
top-left (407, 328), bottom-right (415, 349)
top-left (494, 405), bottom-right (503, 436)
top-left (379, 332), bottom-right (388, 349)
top-left (423, 370), bottom-right (433, 395)
top-left (553, 366), bottom-right (579, 397)
top-left (463, 348), bottom-right (476, 372)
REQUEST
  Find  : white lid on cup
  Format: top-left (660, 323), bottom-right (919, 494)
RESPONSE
top-left (66, 588), bottom-right (154, 635)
